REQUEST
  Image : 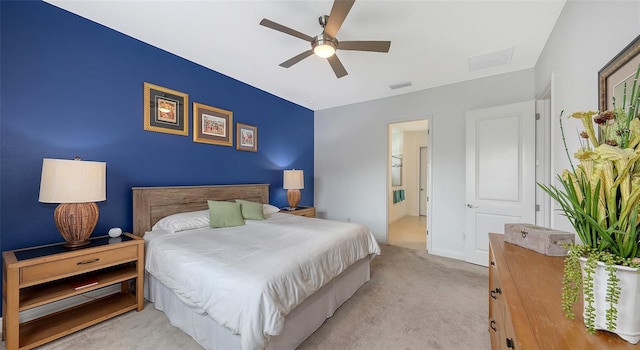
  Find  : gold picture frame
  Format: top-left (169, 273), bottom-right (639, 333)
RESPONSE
top-left (599, 35), bottom-right (640, 112)
top-left (143, 82), bottom-right (189, 136)
top-left (193, 102), bottom-right (233, 146)
top-left (236, 123), bottom-right (257, 152)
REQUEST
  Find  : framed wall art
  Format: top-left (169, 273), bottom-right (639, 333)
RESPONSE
top-left (193, 102), bottom-right (233, 146)
top-left (143, 82), bottom-right (189, 136)
top-left (236, 123), bottom-right (257, 152)
top-left (599, 35), bottom-right (640, 112)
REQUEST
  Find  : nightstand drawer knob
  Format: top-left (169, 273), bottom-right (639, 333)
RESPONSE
top-left (77, 258), bottom-right (100, 265)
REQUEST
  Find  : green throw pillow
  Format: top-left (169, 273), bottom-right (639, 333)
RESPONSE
top-left (207, 200), bottom-right (245, 228)
top-left (235, 199), bottom-right (265, 220)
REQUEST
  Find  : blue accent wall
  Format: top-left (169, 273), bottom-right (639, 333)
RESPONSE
top-left (0, 0), bottom-right (314, 260)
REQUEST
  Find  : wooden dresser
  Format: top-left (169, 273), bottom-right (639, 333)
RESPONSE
top-left (488, 233), bottom-right (638, 349)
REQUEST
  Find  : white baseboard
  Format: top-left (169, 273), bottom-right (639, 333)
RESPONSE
top-left (19, 284), bottom-right (121, 323)
top-left (429, 247), bottom-right (466, 262)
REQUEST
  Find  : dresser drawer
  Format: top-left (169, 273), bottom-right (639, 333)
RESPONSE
top-left (20, 245), bottom-right (138, 285)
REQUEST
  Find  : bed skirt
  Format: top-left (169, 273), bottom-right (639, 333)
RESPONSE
top-left (144, 256), bottom-right (371, 350)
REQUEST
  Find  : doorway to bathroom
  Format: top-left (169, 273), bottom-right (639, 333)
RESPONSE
top-left (387, 119), bottom-right (430, 251)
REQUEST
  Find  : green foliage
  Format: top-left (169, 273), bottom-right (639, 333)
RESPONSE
top-left (562, 245), bottom-right (583, 319)
top-left (583, 256), bottom-right (596, 334)
top-left (538, 174), bottom-right (640, 258)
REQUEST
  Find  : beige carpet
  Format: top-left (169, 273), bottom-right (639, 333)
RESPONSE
top-left (298, 244), bottom-right (490, 350)
top-left (2, 244), bottom-right (489, 350)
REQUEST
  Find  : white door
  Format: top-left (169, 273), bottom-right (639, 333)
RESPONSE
top-left (465, 101), bottom-right (536, 266)
top-left (419, 146), bottom-right (428, 216)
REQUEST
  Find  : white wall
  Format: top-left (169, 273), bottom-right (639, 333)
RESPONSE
top-left (534, 0), bottom-right (640, 233)
top-left (314, 69), bottom-right (534, 259)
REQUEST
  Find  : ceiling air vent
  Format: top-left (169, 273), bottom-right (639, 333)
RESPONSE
top-left (468, 47), bottom-right (514, 71)
top-left (389, 81), bottom-right (412, 90)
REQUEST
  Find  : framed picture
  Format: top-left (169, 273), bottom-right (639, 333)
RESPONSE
top-left (236, 123), bottom-right (257, 152)
top-left (599, 35), bottom-right (640, 112)
top-left (143, 82), bottom-right (188, 136)
top-left (193, 102), bottom-right (233, 146)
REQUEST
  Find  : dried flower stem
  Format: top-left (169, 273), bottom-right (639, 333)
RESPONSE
top-left (558, 110), bottom-right (576, 173)
top-left (630, 64), bottom-right (640, 120)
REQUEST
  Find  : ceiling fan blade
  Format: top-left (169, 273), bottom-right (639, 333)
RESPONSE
top-left (324, 0), bottom-right (355, 38)
top-left (338, 41), bottom-right (391, 53)
top-left (260, 18), bottom-right (313, 42)
top-left (280, 50), bottom-right (315, 68)
top-left (327, 54), bottom-right (348, 78)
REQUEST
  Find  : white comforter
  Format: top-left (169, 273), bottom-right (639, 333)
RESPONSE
top-left (144, 213), bottom-right (380, 350)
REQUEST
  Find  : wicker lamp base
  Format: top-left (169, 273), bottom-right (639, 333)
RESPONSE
top-left (287, 189), bottom-right (301, 210)
top-left (54, 202), bottom-right (99, 248)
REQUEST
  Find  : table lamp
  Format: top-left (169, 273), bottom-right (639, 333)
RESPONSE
top-left (39, 157), bottom-right (106, 248)
top-left (283, 169), bottom-right (304, 210)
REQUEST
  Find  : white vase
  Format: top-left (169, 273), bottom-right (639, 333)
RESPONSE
top-left (579, 257), bottom-right (640, 344)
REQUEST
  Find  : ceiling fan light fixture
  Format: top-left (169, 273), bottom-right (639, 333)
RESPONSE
top-left (312, 35), bottom-right (337, 58)
top-left (260, 0), bottom-right (389, 78)
top-left (314, 44), bottom-right (336, 58)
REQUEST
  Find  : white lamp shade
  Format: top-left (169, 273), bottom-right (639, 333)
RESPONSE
top-left (39, 158), bottom-right (106, 203)
top-left (283, 169), bottom-right (304, 190)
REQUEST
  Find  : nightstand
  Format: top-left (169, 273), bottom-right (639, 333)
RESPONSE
top-left (280, 206), bottom-right (316, 218)
top-left (2, 233), bottom-right (144, 350)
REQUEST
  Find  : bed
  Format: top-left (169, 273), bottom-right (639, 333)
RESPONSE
top-left (132, 184), bottom-right (380, 350)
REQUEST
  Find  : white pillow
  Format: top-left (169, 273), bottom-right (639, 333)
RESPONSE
top-left (152, 210), bottom-right (210, 233)
top-left (263, 204), bottom-right (280, 216)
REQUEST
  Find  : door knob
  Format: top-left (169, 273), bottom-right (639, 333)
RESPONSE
top-left (466, 204), bottom-right (478, 208)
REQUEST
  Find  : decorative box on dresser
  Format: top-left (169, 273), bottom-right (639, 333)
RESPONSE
top-left (488, 233), bottom-right (637, 349)
top-left (2, 233), bottom-right (144, 350)
top-left (279, 206), bottom-right (316, 218)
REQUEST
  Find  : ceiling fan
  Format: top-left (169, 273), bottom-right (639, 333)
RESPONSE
top-left (259, 0), bottom-right (391, 78)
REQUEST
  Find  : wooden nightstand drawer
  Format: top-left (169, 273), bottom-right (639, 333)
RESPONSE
top-left (20, 245), bottom-right (137, 285)
top-left (295, 209), bottom-right (315, 217)
top-left (280, 207), bottom-right (316, 218)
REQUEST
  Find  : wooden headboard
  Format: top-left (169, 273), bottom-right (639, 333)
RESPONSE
top-left (132, 184), bottom-right (269, 236)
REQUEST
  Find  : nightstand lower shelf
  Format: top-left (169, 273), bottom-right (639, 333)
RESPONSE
top-left (19, 292), bottom-right (137, 349)
top-left (20, 266), bottom-right (138, 311)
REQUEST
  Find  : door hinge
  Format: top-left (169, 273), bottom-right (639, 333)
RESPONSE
top-left (427, 129), bottom-right (430, 135)
top-left (535, 113), bottom-right (541, 120)
top-left (535, 204), bottom-right (540, 211)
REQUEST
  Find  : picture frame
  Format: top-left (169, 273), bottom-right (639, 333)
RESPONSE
top-left (143, 82), bottom-right (189, 136)
top-left (193, 102), bottom-right (233, 146)
top-left (599, 35), bottom-right (640, 112)
top-left (236, 123), bottom-right (257, 152)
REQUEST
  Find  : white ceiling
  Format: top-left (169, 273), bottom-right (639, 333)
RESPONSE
top-left (44, 0), bottom-right (566, 111)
